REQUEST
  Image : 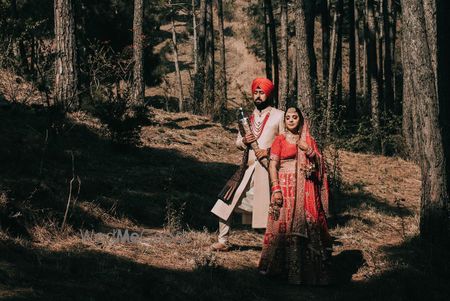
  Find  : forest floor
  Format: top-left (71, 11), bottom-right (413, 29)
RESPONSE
top-left (1, 0), bottom-right (449, 300)
top-left (1, 104), bottom-right (449, 300)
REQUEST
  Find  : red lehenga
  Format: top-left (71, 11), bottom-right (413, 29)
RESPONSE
top-left (258, 123), bottom-right (332, 285)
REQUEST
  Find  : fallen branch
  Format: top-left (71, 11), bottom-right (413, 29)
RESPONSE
top-left (61, 151), bottom-right (81, 231)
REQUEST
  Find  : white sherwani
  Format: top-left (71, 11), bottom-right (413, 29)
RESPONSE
top-left (212, 106), bottom-right (284, 243)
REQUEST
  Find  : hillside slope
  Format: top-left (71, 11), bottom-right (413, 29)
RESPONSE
top-left (2, 101), bottom-right (449, 300)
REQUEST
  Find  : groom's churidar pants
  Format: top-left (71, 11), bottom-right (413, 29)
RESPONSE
top-left (218, 176), bottom-right (255, 244)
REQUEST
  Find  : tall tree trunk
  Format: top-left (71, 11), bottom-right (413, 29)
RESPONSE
top-left (263, 1), bottom-right (272, 81)
top-left (216, 0), bottom-right (227, 117)
top-left (383, 0), bottom-right (394, 113)
top-left (336, 0), bottom-right (343, 109)
top-left (391, 0), bottom-right (399, 114)
top-left (169, 1), bottom-right (184, 112)
top-left (54, 0), bottom-right (78, 110)
top-left (321, 0), bottom-right (330, 87)
top-left (295, 0), bottom-right (316, 123)
top-left (367, 0), bottom-right (380, 136)
top-left (279, 0), bottom-right (289, 110)
top-left (362, 6), bottom-right (368, 104)
top-left (304, 0), bottom-right (317, 86)
top-left (400, 13), bottom-right (415, 159)
top-left (132, 0), bottom-right (144, 104)
top-left (355, 0), bottom-right (361, 95)
top-left (192, 0), bottom-right (198, 74)
top-left (194, 0), bottom-right (207, 112)
top-left (377, 0), bottom-right (385, 114)
top-left (401, 0), bottom-right (448, 243)
top-left (325, 8), bottom-right (339, 136)
top-left (288, 43), bottom-right (298, 106)
top-left (265, 0), bottom-right (279, 107)
top-left (203, 0), bottom-right (214, 115)
top-left (437, 0), bottom-right (450, 213)
top-left (348, 0), bottom-right (357, 117)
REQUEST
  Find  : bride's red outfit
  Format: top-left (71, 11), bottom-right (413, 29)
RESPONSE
top-left (258, 124), bottom-right (332, 285)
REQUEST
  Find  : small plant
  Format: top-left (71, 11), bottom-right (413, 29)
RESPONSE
top-left (164, 200), bottom-right (186, 235)
top-left (193, 249), bottom-right (219, 271)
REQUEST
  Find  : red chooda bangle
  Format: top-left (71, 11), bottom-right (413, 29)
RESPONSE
top-left (271, 185), bottom-right (281, 192)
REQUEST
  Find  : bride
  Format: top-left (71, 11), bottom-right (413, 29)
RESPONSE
top-left (258, 107), bottom-right (332, 285)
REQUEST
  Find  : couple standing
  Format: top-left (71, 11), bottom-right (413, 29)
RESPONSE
top-left (211, 78), bottom-right (332, 285)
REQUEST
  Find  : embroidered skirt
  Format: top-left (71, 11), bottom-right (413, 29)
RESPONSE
top-left (258, 160), bottom-right (331, 285)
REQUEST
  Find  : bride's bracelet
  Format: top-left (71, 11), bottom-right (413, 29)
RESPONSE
top-left (305, 146), bottom-right (315, 157)
top-left (271, 184), bottom-right (281, 193)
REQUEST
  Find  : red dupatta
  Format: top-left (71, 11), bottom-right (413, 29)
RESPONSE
top-left (292, 120), bottom-right (330, 239)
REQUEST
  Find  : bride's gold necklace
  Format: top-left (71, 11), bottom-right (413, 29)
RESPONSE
top-left (285, 132), bottom-right (299, 144)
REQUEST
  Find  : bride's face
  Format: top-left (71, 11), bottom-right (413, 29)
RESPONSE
top-left (285, 108), bottom-right (300, 133)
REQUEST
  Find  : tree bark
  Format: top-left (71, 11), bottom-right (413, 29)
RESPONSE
top-left (355, 0), bottom-right (361, 95)
top-left (362, 5), bottom-right (368, 103)
top-left (377, 0), bottom-right (385, 114)
top-left (304, 0), bottom-right (317, 86)
top-left (336, 0), bottom-right (343, 109)
top-left (132, 0), bottom-right (144, 104)
top-left (265, 0), bottom-right (279, 107)
top-left (391, 0), bottom-right (399, 114)
top-left (295, 0), bottom-right (316, 122)
top-left (367, 0), bottom-right (380, 135)
top-left (288, 42), bottom-right (298, 105)
top-left (216, 0), bottom-right (227, 117)
top-left (401, 0), bottom-right (448, 243)
top-left (438, 0), bottom-right (450, 200)
top-left (54, 0), bottom-right (78, 110)
top-left (169, 1), bottom-right (184, 112)
top-left (203, 0), bottom-right (214, 115)
top-left (321, 0), bottom-right (330, 87)
top-left (192, 0), bottom-right (198, 74)
top-left (278, 0), bottom-right (289, 110)
top-left (325, 8), bottom-right (339, 136)
top-left (348, 0), bottom-right (357, 117)
top-left (263, 1), bottom-right (272, 81)
top-left (194, 0), bottom-right (207, 112)
top-left (400, 22), bottom-right (415, 158)
top-left (383, 0), bottom-right (394, 113)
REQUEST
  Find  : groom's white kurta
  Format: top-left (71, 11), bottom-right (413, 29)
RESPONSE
top-left (211, 106), bottom-right (284, 230)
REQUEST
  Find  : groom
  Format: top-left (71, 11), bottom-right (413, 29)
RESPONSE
top-left (211, 78), bottom-right (285, 251)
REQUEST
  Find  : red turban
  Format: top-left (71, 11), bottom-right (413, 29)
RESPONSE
top-left (251, 78), bottom-right (274, 98)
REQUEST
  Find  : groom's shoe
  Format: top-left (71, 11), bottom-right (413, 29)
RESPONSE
top-left (211, 242), bottom-right (230, 252)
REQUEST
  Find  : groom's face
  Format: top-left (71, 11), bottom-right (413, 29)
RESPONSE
top-left (253, 87), bottom-right (267, 106)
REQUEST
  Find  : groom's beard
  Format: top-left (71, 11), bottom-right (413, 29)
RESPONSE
top-left (254, 99), bottom-right (269, 111)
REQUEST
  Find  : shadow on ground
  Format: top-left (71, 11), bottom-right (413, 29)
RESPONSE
top-left (1, 104), bottom-right (449, 301)
top-left (0, 103), bottom-right (235, 236)
top-left (1, 235), bottom-right (449, 301)
top-left (329, 181), bottom-right (414, 229)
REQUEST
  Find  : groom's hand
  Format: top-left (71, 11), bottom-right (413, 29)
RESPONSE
top-left (255, 148), bottom-right (268, 160)
top-left (242, 133), bottom-right (257, 145)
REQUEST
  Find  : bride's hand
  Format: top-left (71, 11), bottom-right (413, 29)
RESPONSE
top-left (296, 140), bottom-right (309, 152)
top-left (269, 191), bottom-right (283, 220)
top-left (271, 191), bottom-right (283, 204)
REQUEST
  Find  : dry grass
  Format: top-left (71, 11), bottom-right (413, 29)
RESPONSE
top-left (0, 69), bottom-right (45, 105)
top-left (1, 2), bottom-right (448, 300)
top-left (1, 102), bottom-right (449, 299)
